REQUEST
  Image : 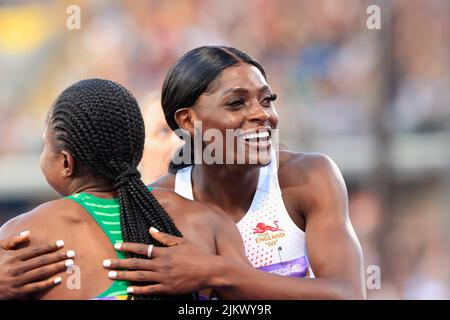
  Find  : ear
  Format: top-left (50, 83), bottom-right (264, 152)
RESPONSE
top-left (174, 108), bottom-right (198, 136)
top-left (61, 150), bottom-right (75, 178)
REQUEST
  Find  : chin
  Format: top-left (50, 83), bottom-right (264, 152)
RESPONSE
top-left (229, 150), bottom-right (272, 167)
top-left (246, 144), bottom-right (273, 166)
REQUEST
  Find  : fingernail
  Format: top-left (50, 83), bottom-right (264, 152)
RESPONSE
top-left (56, 240), bottom-right (64, 248)
top-left (65, 259), bottom-right (74, 268)
top-left (127, 287), bottom-right (134, 293)
top-left (66, 250), bottom-right (76, 258)
top-left (150, 227), bottom-right (159, 233)
top-left (20, 230), bottom-right (30, 237)
top-left (108, 271), bottom-right (117, 279)
top-left (103, 259), bottom-right (111, 267)
top-left (114, 242), bottom-right (122, 250)
top-left (53, 277), bottom-right (62, 284)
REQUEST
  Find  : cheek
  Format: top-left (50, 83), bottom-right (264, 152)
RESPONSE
top-left (269, 108), bottom-right (279, 127)
top-left (39, 152), bottom-right (44, 171)
top-left (201, 112), bottom-right (245, 133)
top-left (40, 150), bottom-right (48, 175)
top-left (195, 100), bottom-right (245, 129)
top-left (40, 148), bottom-right (59, 184)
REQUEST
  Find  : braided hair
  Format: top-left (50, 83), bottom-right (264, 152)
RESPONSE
top-left (47, 78), bottom-right (193, 300)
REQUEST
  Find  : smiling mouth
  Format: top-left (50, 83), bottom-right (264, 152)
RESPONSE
top-left (237, 128), bottom-right (272, 144)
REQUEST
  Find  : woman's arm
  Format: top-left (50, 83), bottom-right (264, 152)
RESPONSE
top-left (203, 155), bottom-right (366, 299)
top-left (218, 154), bottom-right (366, 299)
top-left (105, 155), bottom-right (365, 299)
top-left (101, 202), bottom-right (251, 297)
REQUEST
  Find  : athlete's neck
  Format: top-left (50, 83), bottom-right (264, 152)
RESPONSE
top-left (66, 178), bottom-right (117, 199)
top-left (191, 164), bottom-right (260, 218)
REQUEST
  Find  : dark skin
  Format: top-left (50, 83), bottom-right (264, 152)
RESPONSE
top-left (0, 129), bottom-right (248, 299)
top-left (0, 232), bottom-right (71, 300)
top-left (104, 64), bottom-right (366, 299)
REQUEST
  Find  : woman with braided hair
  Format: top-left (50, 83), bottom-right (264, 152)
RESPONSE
top-left (0, 78), bottom-right (248, 300)
top-left (103, 46), bottom-right (366, 299)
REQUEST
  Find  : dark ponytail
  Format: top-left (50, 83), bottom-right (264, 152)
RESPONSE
top-left (48, 78), bottom-right (193, 300)
top-left (161, 46), bottom-right (267, 173)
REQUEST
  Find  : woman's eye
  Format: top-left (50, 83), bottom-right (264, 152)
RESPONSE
top-left (226, 97), bottom-right (245, 107)
top-left (262, 93), bottom-right (277, 104)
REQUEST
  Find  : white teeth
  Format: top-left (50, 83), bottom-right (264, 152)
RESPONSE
top-left (241, 131), bottom-right (269, 140)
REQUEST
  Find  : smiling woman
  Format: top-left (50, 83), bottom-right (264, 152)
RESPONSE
top-left (164, 46), bottom-right (278, 168)
top-left (104, 46), bottom-right (366, 299)
top-left (0, 77), bottom-right (249, 300)
top-left (0, 46), bottom-right (366, 300)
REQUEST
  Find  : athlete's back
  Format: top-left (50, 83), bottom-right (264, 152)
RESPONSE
top-left (0, 187), bottom-right (247, 299)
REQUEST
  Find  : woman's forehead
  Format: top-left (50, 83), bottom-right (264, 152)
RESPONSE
top-left (214, 64), bottom-right (269, 94)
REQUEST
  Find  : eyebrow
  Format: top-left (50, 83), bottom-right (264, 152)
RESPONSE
top-left (220, 85), bottom-right (271, 97)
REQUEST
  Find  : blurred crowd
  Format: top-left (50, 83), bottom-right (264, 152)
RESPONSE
top-left (0, 0), bottom-right (448, 299)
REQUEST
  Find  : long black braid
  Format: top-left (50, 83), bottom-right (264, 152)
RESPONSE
top-left (47, 78), bottom-right (194, 300)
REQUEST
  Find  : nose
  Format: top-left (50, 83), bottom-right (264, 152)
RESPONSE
top-left (247, 102), bottom-right (270, 124)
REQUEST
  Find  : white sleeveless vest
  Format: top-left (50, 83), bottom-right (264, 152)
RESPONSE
top-left (174, 153), bottom-right (314, 278)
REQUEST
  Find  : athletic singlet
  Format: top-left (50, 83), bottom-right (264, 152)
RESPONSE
top-left (65, 189), bottom-right (157, 300)
top-left (174, 151), bottom-right (314, 278)
top-left (67, 187), bottom-right (207, 301)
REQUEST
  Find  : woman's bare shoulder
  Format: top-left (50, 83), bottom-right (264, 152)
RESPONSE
top-left (0, 198), bottom-right (84, 240)
top-left (278, 150), bottom-right (341, 187)
top-left (150, 187), bottom-right (223, 252)
top-left (151, 187), bottom-right (220, 222)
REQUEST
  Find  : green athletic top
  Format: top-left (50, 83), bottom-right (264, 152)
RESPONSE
top-left (65, 187), bottom-right (153, 300)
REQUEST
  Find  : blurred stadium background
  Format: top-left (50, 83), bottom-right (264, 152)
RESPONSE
top-left (0, 0), bottom-right (448, 299)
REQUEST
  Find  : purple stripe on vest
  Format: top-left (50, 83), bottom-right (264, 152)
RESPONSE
top-left (257, 256), bottom-right (309, 277)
